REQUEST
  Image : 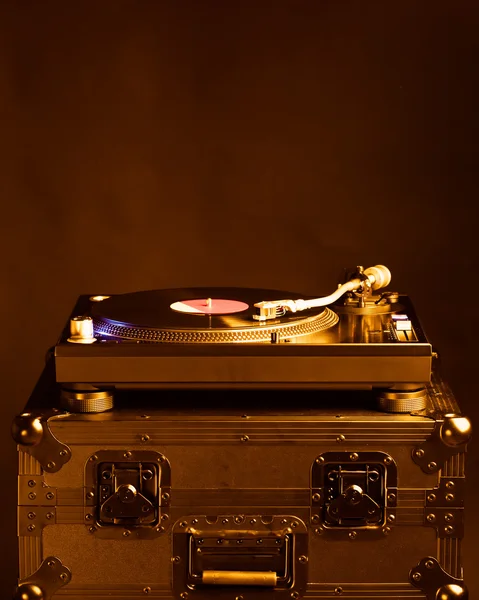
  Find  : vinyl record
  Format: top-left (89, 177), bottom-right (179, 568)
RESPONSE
top-left (91, 287), bottom-right (339, 343)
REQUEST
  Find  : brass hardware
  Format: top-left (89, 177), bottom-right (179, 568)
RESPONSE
top-left (202, 571), bottom-right (277, 586)
top-left (13, 556), bottom-right (71, 600)
top-left (84, 450), bottom-right (171, 539)
top-left (412, 414), bottom-right (472, 474)
top-left (424, 478), bottom-right (465, 539)
top-left (12, 411), bottom-right (71, 473)
top-left (311, 451), bottom-right (397, 538)
top-left (172, 515), bottom-right (307, 600)
top-left (410, 557), bottom-right (468, 599)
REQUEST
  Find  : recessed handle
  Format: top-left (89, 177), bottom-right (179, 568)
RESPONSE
top-left (202, 570), bottom-right (277, 586)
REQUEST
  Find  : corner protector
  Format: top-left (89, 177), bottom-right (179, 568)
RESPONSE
top-left (12, 410), bottom-right (72, 473)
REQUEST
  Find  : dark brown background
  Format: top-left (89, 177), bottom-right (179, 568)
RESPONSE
top-left (1, 0), bottom-right (478, 596)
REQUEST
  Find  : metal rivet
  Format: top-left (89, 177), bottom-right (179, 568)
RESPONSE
top-left (156, 526), bottom-right (165, 533)
top-left (291, 593), bottom-right (299, 599)
top-left (27, 512), bottom-right (36, 520)
top-left (89, 455), bottom-right (98, 462)
top-left (124, 451), bottom-right (132, 459)
top-left (412, 572), bottom-right (422, 582)
top-left (312, 493), bottom-right (321, 502)
top-left (445, 513), bottom-right (454, 522)
top-left (143, 588), bottom-right (151, 595)
top-left (349, 452), bottom-right (359, 461)
top-left (236, 596), bottom-right (244, 600)
top-left (445, 525), bottom-right (455, 534)
top-left (427, 514), bottom-right (436, 523)
top-left (382, 526), bottom-right (391, 535)
top-left (257, 539), bottom-right (263, 544)
top-left (349, 531), bottom-right (357, 540)
top-left (427, 462), bottom-right (437, 471)
top-left (161, 492), bottom-right (170, 502)
top-left (28, 492), bottom-right (36, 500)
top-left (425, 560), bottom-right (435, 569)
top-left (280, 519), bottom-right (287, 524)
top-left (387, 493), bottom-right (396, 502)
top-left (123, 530), bottom-right (130, 537)
top-left (141, 434), bottom-right (150, 443)
top-left (27, 524), bottom-right (35, 532)
top-left (291, 521), bottom-right (299, 528)
top-left (161, 514), bottom-right (169, 521)
top-left (217, 539), bottom-right (224, 544)
top-left (46, 492), bottom-right (54, 500)
top-left (222, 518), bottom-right (229, 524)
top-left (197, 539), bottom-right (204, 545)
top-left (234, 515), bottom-right (244, 524)
top-left (387, 514), bottom-right (395, 523)
top-left (250, 519), bottom-right (257, 524)
top-left (60, 573), bottom-right (68, 582)
top-left (311, 514), bottom-right (320, 524)
top-left (384, 456), bottom-right (392, 465)
top-left (445, 493), bottom-right (455, 502)
top-left (446, 481), bottom-right (455, 489)
top-left (28, 480), bottom-right (36, 488)
top-left (59, 450), bottom-right (67, 457)
top-left (47, 560), bottom-right (55, 568)
top-left (180, 521), bottom-right (187, 528)
top-left (180, 593), bottom-right (188, 599)
top-left (414, 449), bottom-right (424, 458)
top-left (47, 461), bottom-right (56, 469)
top-left (191, 518), bottom-right (198, 524)
top-left (89, 526), bottom-right (96, 533)
top-left (336, 435), bottom-right (346, 443)
top-left (86, 491), bottom-right (94, 499)
top-left (335, 588), bottom-right (343, 596)
top-left (298, 555), bottom-right (308, 563)
top-left (314, 527), bottom-right (324, 535)
top-left (173, 556), bottom-right (181, 563)
top-left (315, 456), bottom-right (325, 464)
top-left (427, 494), bottom-right (436, 503)
top-left (240, 435), bottom-right (249, 442)
top-left (46, 512), bottom-right (54, 520)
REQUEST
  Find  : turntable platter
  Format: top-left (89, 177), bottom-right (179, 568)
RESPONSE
top-left (91, 287), bottom-right (339, 343)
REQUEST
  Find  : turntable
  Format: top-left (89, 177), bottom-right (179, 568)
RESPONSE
top-left (12, 264), bottom-right (471, 600)
top-left (55, 265), bottom-right (432, 413)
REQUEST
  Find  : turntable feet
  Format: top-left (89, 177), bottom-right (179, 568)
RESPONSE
top-left (375, 387), bottom-right (428, 413)
top-left (60, 388), bottom-right (114, 413)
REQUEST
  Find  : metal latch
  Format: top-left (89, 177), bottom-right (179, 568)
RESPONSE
top-left (84, 450), bottom-right (171, 539)
top-left (311, 451), bottom-right (398, 539)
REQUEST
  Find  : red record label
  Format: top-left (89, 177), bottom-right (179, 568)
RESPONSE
top-left (170, 298), bottom-right (249, 315)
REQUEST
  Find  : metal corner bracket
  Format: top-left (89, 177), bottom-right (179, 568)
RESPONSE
top-left (410, 557), bottom-right (468, 599)
top-left (411, 413), bottom-right (472, 474)
top-left (12, 410), bottom-right (72, 473)
top-left (14, 556), bottom-right (72, 600)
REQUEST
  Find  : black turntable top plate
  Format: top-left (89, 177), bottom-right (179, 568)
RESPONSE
top-left (91, 287), bottom-right (339, 343)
